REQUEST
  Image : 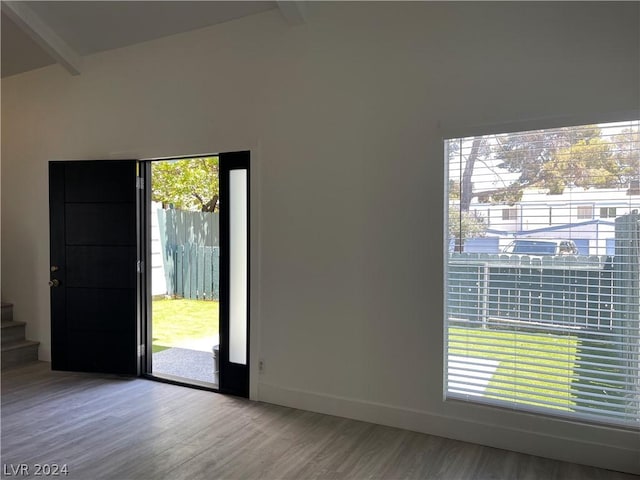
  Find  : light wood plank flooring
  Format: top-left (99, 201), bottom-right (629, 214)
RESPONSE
top-left (1, 362), bottom-right (637, 480)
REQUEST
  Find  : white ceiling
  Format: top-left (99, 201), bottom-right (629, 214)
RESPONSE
top-left (1, 1), bottom-right (298, 78)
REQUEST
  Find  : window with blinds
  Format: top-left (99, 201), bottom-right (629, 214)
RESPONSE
top-left (445, 120), bottom-right (640, 428)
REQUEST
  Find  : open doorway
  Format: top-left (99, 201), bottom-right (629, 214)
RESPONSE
top-left (47, 153), bottom-right (249, 395)
top-left (148, 156), bottom-right (220, 387)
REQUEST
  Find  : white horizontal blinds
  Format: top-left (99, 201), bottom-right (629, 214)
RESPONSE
top-left (445, 120), bottom-right (640, 428)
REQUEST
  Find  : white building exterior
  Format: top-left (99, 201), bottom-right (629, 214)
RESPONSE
top-left (466, 187), bottom-right (640, 255)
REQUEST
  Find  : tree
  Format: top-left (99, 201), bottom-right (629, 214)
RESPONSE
top-left (452, 124), bottom-right (638, 208)
top-left (449, 137), bottom-right (492, 212)
top-left (449, 122), bottom-right (639, 252)
top-left (449, 209), bottom-right (486, 252)
top-left (494, 125), bottom-right (607, 194)
top-left (612, 128), bottom-right (640, 190)
top-left (448, 136), bottom-right (493, 251)
top-left (539, 136), bottom-right (626, 193)
top-left (152, 157), bottom-right (219, 212)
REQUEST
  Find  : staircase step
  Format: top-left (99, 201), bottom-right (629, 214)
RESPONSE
top-left (1, 303), bottom-right (13, 323)
top-left (2, 340), bottom-right (39, 369)
top-left (1, 320), bottom-right (26, 345)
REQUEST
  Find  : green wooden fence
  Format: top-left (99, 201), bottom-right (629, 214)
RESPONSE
top-left (163, 244), bottom-right (219, 300)
top-left (447, 254), bottom-right (615, 330)
top-left (157, 208), bottom-right (220, 300)
top-left (448, 213), bottom-right (639, 332)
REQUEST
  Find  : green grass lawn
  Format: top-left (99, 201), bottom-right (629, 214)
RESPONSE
top-left (151, 298), bottom-right (219, 353)
top-left (449, 326), bottom-right (578, 411)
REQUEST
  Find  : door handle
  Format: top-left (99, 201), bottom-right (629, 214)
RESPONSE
top-left (50, 265), bottom-right (59, 272)
top-left (49, 279), bottom-right (60, 288)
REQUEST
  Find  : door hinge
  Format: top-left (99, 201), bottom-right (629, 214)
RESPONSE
top-left (136, 177), bottom-right (144, 190)
top-left (136, 260), bottom-right (143, 273)
top-left (138, 344), bottom-right (145, 357)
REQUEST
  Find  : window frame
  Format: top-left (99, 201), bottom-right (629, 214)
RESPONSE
top-left (442, 113), bottom-right (640, 430)
top-left (501, 208), bottom-right (517, 221)
top-left (600, 207), bottom-right (617, 218)
top-left (576, 205), bottom-right (594, 220)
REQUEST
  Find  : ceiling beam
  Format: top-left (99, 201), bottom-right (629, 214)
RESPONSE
top-left (277, 1), bottom-right (307, 26)
top-left (1, 1), bottom-right (82, 76)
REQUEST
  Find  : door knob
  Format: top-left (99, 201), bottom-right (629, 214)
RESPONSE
top-left (49, 279), bottom-right (60, 287)
top-left (50, 266), bottom-right (59, 272)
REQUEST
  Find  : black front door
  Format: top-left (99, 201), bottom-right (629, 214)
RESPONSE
top-left (49, 160), bottom-right (140, 375)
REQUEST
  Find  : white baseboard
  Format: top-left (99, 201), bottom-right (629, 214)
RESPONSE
top-left (257, 381), bottom-right (640, 475)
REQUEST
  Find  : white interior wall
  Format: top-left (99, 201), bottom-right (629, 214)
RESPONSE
top-left (2, 2), bottom-right (638, 473)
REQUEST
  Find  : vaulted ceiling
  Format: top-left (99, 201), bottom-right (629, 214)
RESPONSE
top-left (1, 1), bottom-right (306, 78)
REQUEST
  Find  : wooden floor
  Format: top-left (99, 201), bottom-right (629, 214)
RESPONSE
top-left (1, 362), bottom-right (637, 480)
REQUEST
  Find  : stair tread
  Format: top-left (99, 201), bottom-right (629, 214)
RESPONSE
top-left (1, 320), bottom-right (26, 328)
top-left (2, 339), bottom-right (40, 351)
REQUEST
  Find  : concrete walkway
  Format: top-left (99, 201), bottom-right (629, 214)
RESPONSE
top-left (153, 347), bottom-right (216, 384)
